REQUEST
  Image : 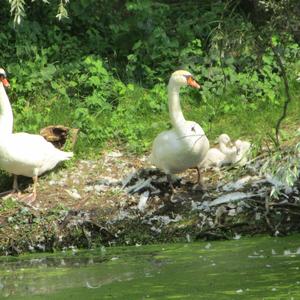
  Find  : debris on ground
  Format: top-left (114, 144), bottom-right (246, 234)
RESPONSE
top-left (0, 146), bottom-right (299, 255)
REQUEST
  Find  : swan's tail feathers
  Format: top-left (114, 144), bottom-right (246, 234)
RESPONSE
top-left (58, 150), bottom-right (74, 161)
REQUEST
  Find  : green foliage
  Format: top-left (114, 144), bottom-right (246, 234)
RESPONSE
top-left (110, 83), bottom-right (168, 152)
top-left (7, 0), bottom-right (69, 24)
top-left (0, 0), bottom-right (299, 159)
top-left (8, 0), bottom-right (25, 25)
top-left (261, 137), bottom-right (300, 198)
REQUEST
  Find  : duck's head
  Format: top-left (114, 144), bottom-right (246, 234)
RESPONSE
top-left (169, 70), bottom-right (200, 89)
top-left (218, 134), bottom-right (231, 146)
top-left (0, 68), bottom-right (10, 88)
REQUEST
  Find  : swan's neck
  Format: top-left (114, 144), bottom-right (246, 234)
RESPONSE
top-left (0, 83), bottom-right (13, 136)
top-left (168, 81), bottom-right (185, 128)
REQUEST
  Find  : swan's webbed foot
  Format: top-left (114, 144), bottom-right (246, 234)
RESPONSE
top-left (13, 175), bottom-right (38, 208)
top-left (0, 190), bottom-right (35, 205)
top-left (13, 192), bottom-right (38, 210)
top-left (0, 190), bottom-right (16, 198)
top-left (18, 175), bottom-right (38, 205)
top-left (17, 192), bottom-right (37, 205)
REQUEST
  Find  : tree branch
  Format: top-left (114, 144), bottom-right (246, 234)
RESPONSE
top-left (271, 45), bottom-right (292, 147)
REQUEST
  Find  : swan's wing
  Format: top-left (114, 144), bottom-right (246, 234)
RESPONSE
top-left (6, 133), bottom-right (70, 167)
top-left (150, 129), bottom-right (183, 170)
top-left (151, 130), bottom-right (180, 159)
top-left (0, 133), bottom-right (73, 177)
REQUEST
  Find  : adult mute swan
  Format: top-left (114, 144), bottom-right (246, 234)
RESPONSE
top-left (0, 68), bottom-right (73, 202)
top-left (199, 134), bottom-right (237, 169)
top-left (150, 70), bottom-right (209, 187)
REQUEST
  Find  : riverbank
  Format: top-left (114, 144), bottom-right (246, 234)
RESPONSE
top-left (1, 136), bottom-right (299, 256)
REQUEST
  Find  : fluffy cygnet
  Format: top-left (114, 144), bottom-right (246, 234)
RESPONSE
top-left (233, 139), bottom-right (251, 166)
top-left (199, 134), bottom-right (237, 169)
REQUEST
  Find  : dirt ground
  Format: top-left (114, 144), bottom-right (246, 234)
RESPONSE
top-left (0, 149), bottom-right (300, 256)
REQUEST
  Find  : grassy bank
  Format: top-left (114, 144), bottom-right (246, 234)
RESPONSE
top-left (1, 143), bottom-right (300, 256)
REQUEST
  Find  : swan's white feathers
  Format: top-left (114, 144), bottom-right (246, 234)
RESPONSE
top-left (150, 70), bottom-right (209, 174)
top-left (0, 132), bottom-right (73, 177)
top-left (171, 70), bottom-right (192, 77)
top-left (151, 119), bottom-right (209, 174)
top-left (0, 72), bottom-right (73, 200)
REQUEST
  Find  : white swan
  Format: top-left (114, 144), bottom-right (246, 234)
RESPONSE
top-left (200, 134), bottom-right (237, 169)
top-left (150, 70), bottom-right (209, 186)
top-left (0, 68), bottom-right (73, 202)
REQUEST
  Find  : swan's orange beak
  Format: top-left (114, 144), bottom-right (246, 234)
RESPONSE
top-left (187, 76), bottom-right (200, 89)
top-left (1, 78), bottom-right (10, 87)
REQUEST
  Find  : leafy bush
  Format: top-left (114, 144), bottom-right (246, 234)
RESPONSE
top-left (0, 0), bottom-right (299, 159)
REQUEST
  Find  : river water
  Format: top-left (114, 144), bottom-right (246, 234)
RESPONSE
top-left (1, 235), bottom-right (300, 299)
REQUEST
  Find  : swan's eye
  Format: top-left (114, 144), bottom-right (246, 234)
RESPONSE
top-left (191, 126), bottom-right (196, 132)
top-left (183, 75), bottom-right (192, 80)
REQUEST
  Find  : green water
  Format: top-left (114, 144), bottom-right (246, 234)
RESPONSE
top-left (1, 235), bottom-right (300, 299)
